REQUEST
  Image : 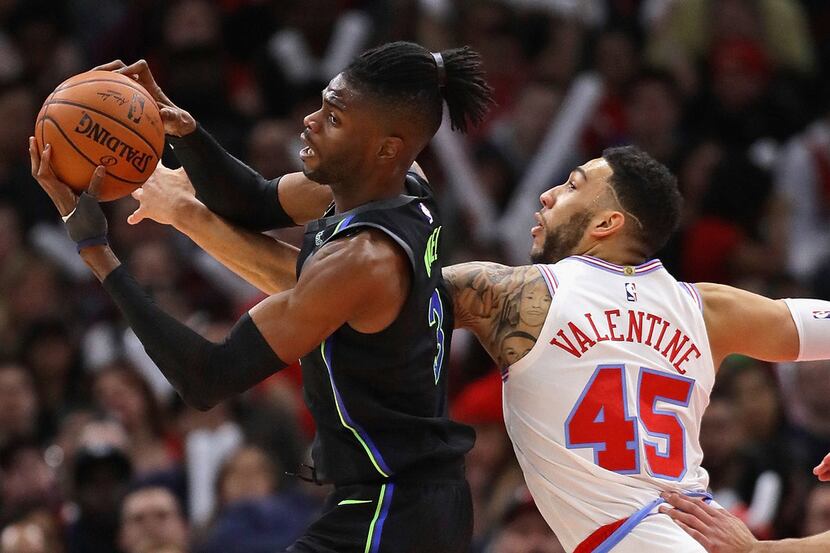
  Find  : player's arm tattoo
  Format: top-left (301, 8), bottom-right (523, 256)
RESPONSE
top-left (443, 263), bottom-right (551, 368)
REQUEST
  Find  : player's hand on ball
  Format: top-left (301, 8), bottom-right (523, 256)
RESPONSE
top-left (92, 59), bottom-right (196, 137)
top-left (814, 452), bottom-right (830, 481)
top-left (30, 136), bottom-right (108, 244)
top-left (128, 164), bottom-right (196, 226)
top-left (29, 136), bottom-right (81, 216)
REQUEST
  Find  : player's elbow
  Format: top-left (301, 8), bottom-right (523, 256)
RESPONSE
top-left (178, 387), bottom-right (221, 412)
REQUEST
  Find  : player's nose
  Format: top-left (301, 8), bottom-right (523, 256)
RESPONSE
top-left (539, 187), bottom-right (555, 208)
top-left (303, 110), bottom-right (321, 133)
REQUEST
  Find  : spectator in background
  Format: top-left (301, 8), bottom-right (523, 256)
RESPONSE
top-left (452, 372), bottom-right (524, 550)
top-left (485, 80), bottom-right (562, 179)
top-left (66, 443), bottom-right (132, 553)
top-left (783, 361), bottom-right (830, 478)
top-left (119, 486), bottom-right (188, 553)
top-left (623, 69), bottom-right (685, 171)
top-left (581, 26), bottom-right (641, 157)
top-left (0, 510), bottom-right (64, 553)
top-left (681, 153), bottom-right (782, 285)
top-left (18, 318), bottom-right (85, 438)
top-left (195, 445), bottom-right (318, 553)
top-left (804, 484), bottom-right (830, 537)
top-left (0, 82), bottom-right (53, 233)
top-left (484, 485), bottom-right (565, 553)
top-left (698, 395), bottom-right (748, 513)
top-left (0, 363), bottom-right (39, 449)
top-left (774, 101), bottom-right (830, 282)
top-left (0, 203), bottom-right (30, 353)
top-left (721, 360), bottom-right (801, 538)
top-left (0, 440), bottom-right (60, 528)
top-left (646, 0), bottom-right (815, 94)
top-left (92, 365), bottom-right (177, 478)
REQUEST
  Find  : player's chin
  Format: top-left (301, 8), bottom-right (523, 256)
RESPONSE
top-left (302, 165), bottom-right (333, 185)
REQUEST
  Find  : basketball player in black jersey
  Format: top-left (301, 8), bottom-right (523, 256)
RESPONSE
top-left (30, 42), bottom-right (494, 553)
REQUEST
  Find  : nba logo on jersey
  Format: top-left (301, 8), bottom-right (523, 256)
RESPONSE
top-left (813, 310), bottom-right (830, 319)
top-left (625, 282), bottom-right (637, 302)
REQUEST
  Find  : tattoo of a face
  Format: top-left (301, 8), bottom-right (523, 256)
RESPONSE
top-left (444, 263), bottom-right (551, 369)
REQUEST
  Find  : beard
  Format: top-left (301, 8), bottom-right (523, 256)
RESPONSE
top-left (530, 209), bottom-right (593, 264)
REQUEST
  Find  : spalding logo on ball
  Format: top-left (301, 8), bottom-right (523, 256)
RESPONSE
top-left (34, 70), bottom-right (165, 201)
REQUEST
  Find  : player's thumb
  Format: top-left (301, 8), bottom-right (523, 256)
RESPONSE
top-left (126, 207), bottom-right (144, 225)
top-left (87, 166), bottom-right (106, 198)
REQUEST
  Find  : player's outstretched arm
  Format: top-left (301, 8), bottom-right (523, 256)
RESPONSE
top-left (32, 143), bottom-right (409, 411)
top-left (659, 492), bottom-right (830, 552)
top-left (443, 263), bottom-right (550, 368)
top-left (695, 283), bottom-right (800, 366)
top-left (128, 163), bottom-right (299, 295)
top-left (95, 59), bottom-right (333, 230)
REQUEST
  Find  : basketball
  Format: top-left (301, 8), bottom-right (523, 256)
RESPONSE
top-left (34, 70), bottom-right (165, 202)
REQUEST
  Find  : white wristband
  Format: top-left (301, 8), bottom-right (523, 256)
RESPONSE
top-left (783, 298), bottom-right (830, 361)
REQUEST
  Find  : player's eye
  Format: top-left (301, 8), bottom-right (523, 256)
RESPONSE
top-left (328, 113), bottom-right (338, 126)
top-left (568, 181), bottom-right (576, 190)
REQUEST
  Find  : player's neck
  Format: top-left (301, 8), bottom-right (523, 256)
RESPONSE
top-left (330, 172), bottom-right (407, 213)
top-left (580, 243), bottom-right (648, 267)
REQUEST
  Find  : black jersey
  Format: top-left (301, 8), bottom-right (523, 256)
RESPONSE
top-left (296, 172), bottom-right (474, 486)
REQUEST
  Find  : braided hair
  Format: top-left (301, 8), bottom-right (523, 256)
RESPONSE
top-left (343, 41), bottom-right (494, 135)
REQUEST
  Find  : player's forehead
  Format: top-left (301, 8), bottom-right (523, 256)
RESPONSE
top-left (571, 158), bottom-right (612, 187)
top-left (323, 73), bottom-right (360, 110)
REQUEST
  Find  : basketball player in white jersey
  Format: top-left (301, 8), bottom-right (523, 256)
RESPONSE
top-left (124, 139), bottom-right (829, 551)
top-left (441, 145), bottom-right (830, 552)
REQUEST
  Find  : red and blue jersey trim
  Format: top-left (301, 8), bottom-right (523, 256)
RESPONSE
top-left (574, 491), bottom-right (713, 552)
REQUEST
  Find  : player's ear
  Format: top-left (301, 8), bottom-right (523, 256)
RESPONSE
top-left (590, 209), bottom-right (626, 238)
top-left (377, 136), bottom-right (403, 163)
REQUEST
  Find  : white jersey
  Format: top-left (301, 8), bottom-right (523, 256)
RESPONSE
top-left (503, 255), bottom-right (715, 552)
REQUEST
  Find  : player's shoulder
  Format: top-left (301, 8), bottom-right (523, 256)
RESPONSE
top-left (315, 228), bottom-right (406, 267)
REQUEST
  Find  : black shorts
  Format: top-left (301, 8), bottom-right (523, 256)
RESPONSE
top-left (285, 478), bottom-right (472, 553)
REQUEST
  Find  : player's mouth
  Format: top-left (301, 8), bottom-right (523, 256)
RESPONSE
top-left (530, 212), bottom-right (544, 237)
top-left (299, 132), bottom-right (318, 160)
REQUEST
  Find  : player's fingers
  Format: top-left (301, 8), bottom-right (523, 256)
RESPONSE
top-left (662, 493), bottom-right (715, 524)
top-left (37, 144), bottom-right (55, 180)
top-left (673, 519), bottom-right (712, 551)
top-left (116, 59), bottom-right (154, 87)
top-left (159, 107), bottom-right (180, 122)
top-left (28, 137), bottom-right (40, 177)
top-left (87, 166), bottom-right (106, 199)
top-left (90, 59), bottom-right (127, 72)
top-left (126, 207), bottom-right (144, 225)
top-left (659, 504), bottom-right (710, 534)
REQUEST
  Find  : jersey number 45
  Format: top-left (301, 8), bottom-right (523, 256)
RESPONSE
top-left (565, 365), bottom-right (694, 481)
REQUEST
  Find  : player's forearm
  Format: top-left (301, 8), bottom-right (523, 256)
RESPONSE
top-left (100, 263), bottom-right (286, 411)
top-left (175, 199), bottom-right (299, 295)
top-left (167, 124), bottom-right (295, 231)
top-left (753, 532), bottom-right (830, 553)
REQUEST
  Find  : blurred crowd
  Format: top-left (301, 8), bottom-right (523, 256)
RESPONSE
top-left (2, 0), bottom-right (830, 552)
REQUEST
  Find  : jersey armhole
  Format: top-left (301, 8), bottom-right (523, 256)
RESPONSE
top-left (679, 282), bottom-right (704, 313)
top-left (535, 264), bottom-right (559, 297)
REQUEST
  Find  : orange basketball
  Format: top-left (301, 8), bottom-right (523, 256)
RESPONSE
top-left (34, 70), bottom-right (165, 202)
